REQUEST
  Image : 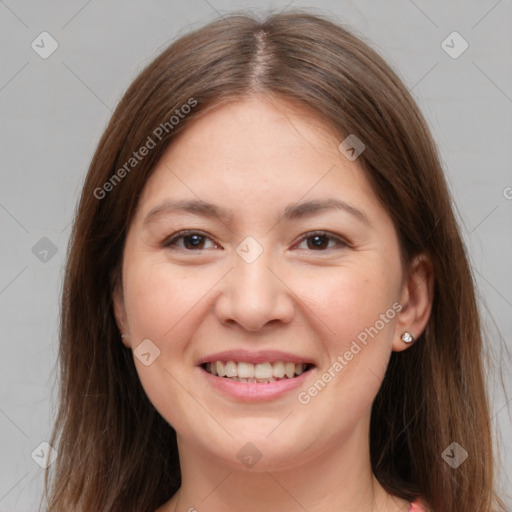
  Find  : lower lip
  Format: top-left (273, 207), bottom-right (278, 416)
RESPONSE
top-left (199, 366), bottom-right (313, 402)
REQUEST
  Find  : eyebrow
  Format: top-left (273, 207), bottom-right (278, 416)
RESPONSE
top-left (144, 198), bottom-right (370, 226)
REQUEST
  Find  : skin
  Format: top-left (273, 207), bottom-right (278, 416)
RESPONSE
top-left (113, 96), bottom-right (433, 512)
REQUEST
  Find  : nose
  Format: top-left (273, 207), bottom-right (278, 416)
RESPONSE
top-left (214, 247), bottom-right (295, 332)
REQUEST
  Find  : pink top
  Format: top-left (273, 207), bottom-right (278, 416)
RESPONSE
top-left (409, 498), bottom-right (426, 511)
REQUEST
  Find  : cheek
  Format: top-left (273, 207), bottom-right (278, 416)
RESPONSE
top-left (122, 259), bottom-right (208, 431)
top-left (123, 256), bottom-right (208, 340)
top-left (298, 263), bottom-right (399, 348)
top-left (299, 268), bottom-right (399, 414)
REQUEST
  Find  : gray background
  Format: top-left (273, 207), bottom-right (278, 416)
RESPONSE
top-left (1, 0), bottom-right (511, 510)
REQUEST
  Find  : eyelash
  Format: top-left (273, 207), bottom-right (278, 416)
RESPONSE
top-left (162, 230), bottom-right (350, 252)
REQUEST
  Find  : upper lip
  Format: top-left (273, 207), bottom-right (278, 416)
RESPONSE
top-left (196, 349), bottom-right (315, 366)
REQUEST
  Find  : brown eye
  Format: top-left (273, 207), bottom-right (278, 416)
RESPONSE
top-left (163, 231), bottom-right (218, 251)
top-left (181, 234), bottom-right (206, 250)
top-left (307, 234), bottom-right (330, 250)
top-left (296, 231), bottom-right (349, 251)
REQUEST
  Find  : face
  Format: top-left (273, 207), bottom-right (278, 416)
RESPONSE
top-left (114, 96), bottom-right (418, 471)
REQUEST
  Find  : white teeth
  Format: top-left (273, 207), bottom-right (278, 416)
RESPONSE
top-left (284, 362), bottom-right (295, 378)
top-left (273, 361), bottom-right (285, 378)
top-left (255, 362), bottom-right (273, 379)
top-left (204, 360), bottom-right (311, 380)
top-left (216, 361), bottom-right (225, 377)
top-left (238, 362), bottom-right (255, 378)
top-left (224, 361), bottom-right (237, 377)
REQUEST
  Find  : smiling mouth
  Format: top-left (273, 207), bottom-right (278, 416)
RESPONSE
top-left (201, 361), bottom-right (314, 383)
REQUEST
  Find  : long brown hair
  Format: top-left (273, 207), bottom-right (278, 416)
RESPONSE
top-left (44, 10), bottom-right (505, 512)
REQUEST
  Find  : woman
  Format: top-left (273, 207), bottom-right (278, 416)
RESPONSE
top-left (44, 10), bottom-right (506, 512)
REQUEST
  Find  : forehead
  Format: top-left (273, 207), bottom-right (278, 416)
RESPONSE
top-left (134, 95), bottom-right (385, 228)
top-left (172, 95), bottom-right (342, 159)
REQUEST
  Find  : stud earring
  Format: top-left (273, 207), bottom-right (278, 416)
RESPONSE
top-left (121, 333), bottom-right (128, 339)
top-left (401, 332), bottom-right (414, 344)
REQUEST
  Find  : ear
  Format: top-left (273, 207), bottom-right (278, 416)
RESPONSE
top-left (392, 252), bottom-right (434, 352)
top-left (112, 282), bottom-right (131, 348)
